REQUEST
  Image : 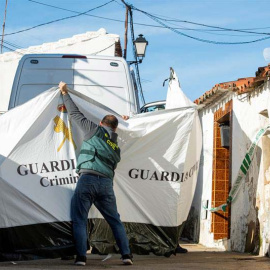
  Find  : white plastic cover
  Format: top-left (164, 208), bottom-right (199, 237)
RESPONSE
top-left (0, 86), bottom-right (202, 229)
top-left (166, 67), bottom-right (196, 109)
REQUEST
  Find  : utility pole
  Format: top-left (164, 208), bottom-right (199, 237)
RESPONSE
top-left (1, 0), bottom-right (8, 54)
top-left (120, 0), bottom-right (146, 104)
top-left (123, 5), bottom-right (129, 59)
top-left (121, 0), bottom-right (129, 59)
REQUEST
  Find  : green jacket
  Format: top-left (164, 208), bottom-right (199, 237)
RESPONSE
top-left (76, 126), bottom-right (121, 179)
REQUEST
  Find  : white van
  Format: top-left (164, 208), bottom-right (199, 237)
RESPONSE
top-left (8, 54), bottom-right (140, 116)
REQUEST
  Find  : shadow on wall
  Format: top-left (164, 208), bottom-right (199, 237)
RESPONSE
top-left (181, 160), bottom-right (203, 243)
top-left (181, 206), bottom-right (200, 242)
top-left (230, 112), bottom-right (261, 254)
top-left (181, 117), bottom-right (205, 243)
top-left (245, 207), bottom-right (260, 254)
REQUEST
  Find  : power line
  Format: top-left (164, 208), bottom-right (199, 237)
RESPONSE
top-left (132, 6), bottom-right (270, 45)
top-left (2, 0), bottom-right (269, 44)
top-left (149, 11), bottom-right (268, 31)
top-left (2, 40), bottom-right (37, 54)
top-left (91, 42), bottom-right (115, 55)
top-left (151, 14), bottom-right (270, 36)
top-left (0, 0), bottom-right (114, 37)
top-left (163, 20), bottom-right (263, 37)
top-left (3, 40), bottom-right (37, 52)
top-left (111, 0), bottom-right (125, 7)
top-left (4, 40), bottom-right (22, 49)
top-left (4, 39), bottom-right (29, 49)
top-left (1, 44), bottom-right (24, 55)
top-left (27, 0), bottom-right (270, 38)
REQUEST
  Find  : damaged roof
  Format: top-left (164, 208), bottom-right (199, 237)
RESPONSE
top-left (194, 64), bottom-right (270, 107)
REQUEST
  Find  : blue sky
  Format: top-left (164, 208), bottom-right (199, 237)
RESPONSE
top-left (1, 0), bottom-right (270, 104)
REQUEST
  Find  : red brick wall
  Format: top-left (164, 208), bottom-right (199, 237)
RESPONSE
top-left (211, 100), bottom-right (232, 240)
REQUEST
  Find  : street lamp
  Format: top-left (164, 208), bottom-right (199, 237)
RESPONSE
top-left (129, 34), bottom-right (148, 64)
top-left (134, 34), bottom-right (148, 59)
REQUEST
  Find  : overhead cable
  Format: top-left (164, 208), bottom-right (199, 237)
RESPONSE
top-left (150, 14), bottom-right (270, 36)
top-left (0, 0), bottom-right (114, 37)
top-left (5, 0), bottom-right (268, 44)
top-left (131, 6), bottom-right (270, 45)
top-left (27, 0), bottom-right (269, 38)
top-left (4, 40), bottom-right (26, 49)
top-left (148, 12), bottom-right (270, 32)
top-left (1, 44), bottom-right (24, 55)
top-left (91, 43), bottom-right (115, 55)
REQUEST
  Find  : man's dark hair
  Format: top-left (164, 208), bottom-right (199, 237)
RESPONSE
top-left (101, 115), bottom-right (118, 129)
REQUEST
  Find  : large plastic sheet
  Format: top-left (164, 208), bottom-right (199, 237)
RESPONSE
top-left (0, 75), bottom-right (202, 259)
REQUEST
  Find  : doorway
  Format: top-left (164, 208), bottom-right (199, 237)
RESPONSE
top-left (211, 100), bottom-right (232, 240)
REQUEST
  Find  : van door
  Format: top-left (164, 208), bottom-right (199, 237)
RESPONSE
top-left (9, 54), bottom-right (138, 116)
top-left (9, 56), bottom-right (73, 108)
top-left (73, 58), bottom-right (132, 116)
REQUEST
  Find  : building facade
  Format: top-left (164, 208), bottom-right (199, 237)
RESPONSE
top-left (183, 64), bottom-right (270, 256)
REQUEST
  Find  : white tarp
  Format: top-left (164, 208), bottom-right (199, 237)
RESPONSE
top-left (0, 89), bottom-right (201, 229)
top-left (0, 70), bottom-right (202, 256)
top-left (166, 67), bottom-right (196, 109)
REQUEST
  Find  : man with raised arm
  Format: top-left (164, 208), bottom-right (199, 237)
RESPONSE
top-left (59, 82), bottom-right (132, 266)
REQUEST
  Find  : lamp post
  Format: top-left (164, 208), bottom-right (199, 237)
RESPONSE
top-left (129, 34), bottom-right (148, 64)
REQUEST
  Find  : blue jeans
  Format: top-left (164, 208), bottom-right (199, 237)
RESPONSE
top-left (71, 174), bottom-right (130, 257)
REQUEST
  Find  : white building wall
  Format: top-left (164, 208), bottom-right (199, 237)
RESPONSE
top-left (230, 82), bottom-right (270, 254)
top-left (195, 81), bottom-right (270, 254)
top-left (260, 134), bottom-right (270, 256)
top-left (197, 108), bottom-right (214, 246)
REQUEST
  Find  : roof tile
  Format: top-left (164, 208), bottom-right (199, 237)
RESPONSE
top-left (194, 64), bottom-right (270, 106)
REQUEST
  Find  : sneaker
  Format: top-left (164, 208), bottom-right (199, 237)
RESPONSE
top-left (175, 245), bottom-right (188, 254)
top-left (121, 254), bottom-right (133, 265)
top-left (74, 255), bottom-right (86, 266)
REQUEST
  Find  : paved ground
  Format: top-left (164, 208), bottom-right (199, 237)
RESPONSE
top-left (0, 243), bottom-right (269, 270)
